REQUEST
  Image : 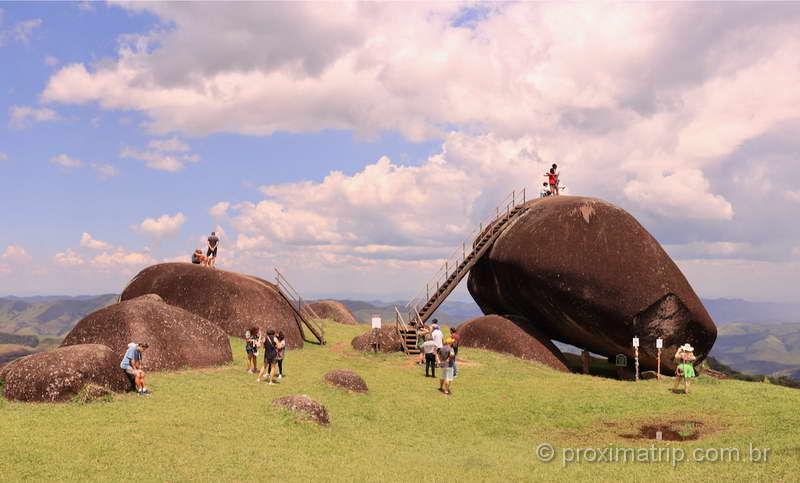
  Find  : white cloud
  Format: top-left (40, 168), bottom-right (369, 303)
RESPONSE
top-left (90, 248), bottom-right (156, 270)
top-left (80, 232), bottom-right (113, 251)
top-left (623, 169), bottom-right (734, 220)
top-left (9, 105), bottom-right (60, 129)
top-left (50, 153), bottom-right (83, 168)
top-left (13, 18), bottom-right (41, 43)
top-left (54, 248), bottom-right (85, 267)
top-left (133, 212), bottom-right (186, 240)
top-left (148, 137), bottom-right (190, 152)
top-left (120, 146), bottom-right (199, 172)
top-left (784, 190), bottom-right (800, 203)
top-left (44, 55), bottom-right (59, 67)
top-left (209, 201), bottom-right (230, 219)
top-left (1, 245), bottom-right (32, 264)
top-left (91, 163), bottom-right (118, 180)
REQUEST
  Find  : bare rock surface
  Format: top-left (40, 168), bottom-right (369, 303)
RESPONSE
top-left (3, 344), bottom-right (129, 402)
top-left (324, 369), bottom-right (368, 392)
top-left (306, 300), bottom-right (358, 325)
top-left (351, 326), bottom-right (402, 353)
top-left (468, 195), bottom-right (717, 375)
top-left (119, 263), bottom-right (303, 348)
top-left (272, 394), bottom-right (330, 425)
top-left (459, 315), bottom-right (569, 372)
top-left (62, 294), bottom-right (232, 371)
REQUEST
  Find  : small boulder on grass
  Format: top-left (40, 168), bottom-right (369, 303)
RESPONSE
top-left (324, 369), bottom-right (368, 393)
top-left (272, 394), bottom-right (330, 426)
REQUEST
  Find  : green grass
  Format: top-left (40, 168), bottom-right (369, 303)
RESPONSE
top-left (1, 323), bottom-right (798, 482)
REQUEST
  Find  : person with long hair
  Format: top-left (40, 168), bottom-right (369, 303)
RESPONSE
top-left (275, 331), bottom-right (287, 379)
top-left (245, 327), bottom-right (259, 374)
top-left (257, 329), bottom-right (279, 385)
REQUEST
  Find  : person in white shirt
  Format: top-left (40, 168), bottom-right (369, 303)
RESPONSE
top-left (430, 320), bottom-right (444, 349)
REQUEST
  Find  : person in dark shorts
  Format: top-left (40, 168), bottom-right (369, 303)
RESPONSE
top-left (206, 231), bottom-right (219, 268)
top-left (257, 329), bottom-right (279, 385)
top-left (120, 342), bottom-right (150, 396)
top-left (245, 327), bottom-right (260, 374)
top-left (275, 331), bottom-right (286, 379)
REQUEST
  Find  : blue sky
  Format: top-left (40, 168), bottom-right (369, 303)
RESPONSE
top-left (1, 2), bottom-right (799, 302)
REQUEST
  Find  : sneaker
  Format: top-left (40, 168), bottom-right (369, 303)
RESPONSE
top-left (277, 374), bottom-right (283, 379)
top-left (256, 378), bottom-right (262, 383)
top-left (142, 389), bottom-right (152, 395)
top-left (268, 382), bottom-right (275, 385)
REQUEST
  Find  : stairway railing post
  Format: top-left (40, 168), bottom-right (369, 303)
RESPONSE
top-left (523, 188), bottom-right (526, 204)
top-left (462, 241), bottom-right (466, 261)
top-left (426, 283), bottom-right (429, 300)
top-left (513, 191), bottom-right (515, 206)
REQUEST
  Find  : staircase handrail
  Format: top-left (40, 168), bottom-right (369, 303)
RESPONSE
top-left (274, 268), bottom-right (326, 344)
top-left (406, 188), bottom-right (527, 313)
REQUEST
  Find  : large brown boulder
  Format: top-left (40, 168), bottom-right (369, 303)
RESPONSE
top-left (3, 344), bottom-right (130, 402)
top-left (467, 196), bottom-right (717, 375)
top-left (458, 315), bottom-right (569, 372)
top-left (119, 263), bottom-right (303, 349)
top-left (306, 300), bottom-right (358, 325)
top-left (351, 326), bottom-right (403, 353)
top-left (62, 294), bottom-right (232, 371)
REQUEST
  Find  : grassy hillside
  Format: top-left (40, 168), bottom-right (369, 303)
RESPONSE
top-left (711, 322), bottom-right (800, 380)
top-left (1, 323), bottom-right (797, 482)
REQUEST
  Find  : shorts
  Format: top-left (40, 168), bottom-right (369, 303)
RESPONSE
top-left (124, 367), bottom-right (142, 377)
top-left (440, 367), bottom-right (454, 381)
top-left (207, 247), bottom-right (218, 257)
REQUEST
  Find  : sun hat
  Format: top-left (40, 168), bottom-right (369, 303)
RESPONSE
top-left (680, 344), bottom-right (694, 352)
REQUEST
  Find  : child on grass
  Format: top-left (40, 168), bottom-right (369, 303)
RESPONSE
top-left (673, 344), bottom-right (697, 394)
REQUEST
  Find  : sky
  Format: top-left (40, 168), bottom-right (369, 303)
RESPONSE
top-left (0, 1), bottom-right (799, 303)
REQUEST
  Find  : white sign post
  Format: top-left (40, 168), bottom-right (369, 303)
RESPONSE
top-left (656, 338), bottom-right (663, 380)
top-left (633, 337), bottom-right (640, 382)
top-left (371, 315), bottom-right (382, 353)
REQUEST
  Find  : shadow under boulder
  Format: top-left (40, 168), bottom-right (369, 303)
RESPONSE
top-left (351, 326), bottom-right (402, 353)
top-left (324, 369), bottom-right (368, 392)
top-left (3, 344), bottom-right (130, 402)
top-left (62, 294), bottom-right (232, 371)
top-left (272, 394), bottom-right (330, 426)
top-left (459, 315), bottom-right (570, 372)
top-left (306, 300), bottom-right (358, 325)
top-left (120, 263), bottom-right (304, 349)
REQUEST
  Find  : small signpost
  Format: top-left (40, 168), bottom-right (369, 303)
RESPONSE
top-left (371, 315), bottom-right (381, 353)
top-left (615, 354), bottom-right (627, 380)
top-left (656, 338), bottom-right (663, 380)
top-left (633, 336), bottom-right (640, 382)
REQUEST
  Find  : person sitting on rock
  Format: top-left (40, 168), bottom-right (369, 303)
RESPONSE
top-left (420, 335), bottom-right (438, 378)
top-left (258, 329), bottom-right (279, 385)
top-left (245, 327), bottom-right (260, 374)
top-left (191, 249), bottom-right (207, 266)
top-left (540, 182), bottom-right (552, 198)
top-left (673, 344), bottom-right (697, 394)
top-left (206, 231), bottom-right (219, 268)
top-left (120, 342), bottom-right (150, 396)
top-left (275, 331), bottom-right (286, 379)
top-left (436, 337), bottom-right (456, 395)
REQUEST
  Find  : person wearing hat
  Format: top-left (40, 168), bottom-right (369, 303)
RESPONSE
top-left (430, 319), bottom-right (444, 349)
top-left (673, 344), bottom-right (697, 394)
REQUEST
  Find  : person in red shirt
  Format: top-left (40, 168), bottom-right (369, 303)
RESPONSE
top-left (544, 167), bottom-right (559, 196)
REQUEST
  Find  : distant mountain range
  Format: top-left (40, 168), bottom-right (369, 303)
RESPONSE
top-left (0, 294), bottom-right (118, 337)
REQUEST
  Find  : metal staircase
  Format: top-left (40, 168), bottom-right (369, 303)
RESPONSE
top-left (274, 268), bottom-right (326, 345)
top-left (396, 188), bottom-right (530, 352)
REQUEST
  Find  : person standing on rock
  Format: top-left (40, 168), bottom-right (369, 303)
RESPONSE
top-left (245, 327), bottom-right (260, 374)
top-left (545, 167), bottom-right (559, 196)
top-left (275, 331), bottom-right (286, 379)
top-left (120, 342), bottom-right (150, 396)
top-left (420, 335), bottom-right (438, 378)
top-left (258, 329), bottom-right (279, 385)
top-left (436, 338), bottom-right (455, 395)
top-left (206, 231), bottom-right (219, 268)
top-left (673, 344), bottom-right (697, 394)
